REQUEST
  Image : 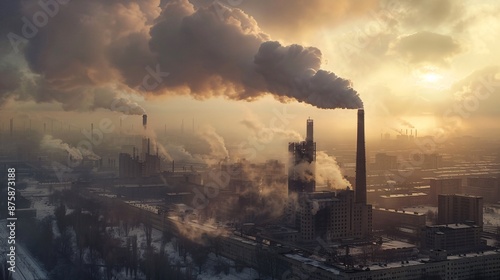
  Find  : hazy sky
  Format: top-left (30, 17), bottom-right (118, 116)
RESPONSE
top-left (1, 0), bottom-right (500, 148)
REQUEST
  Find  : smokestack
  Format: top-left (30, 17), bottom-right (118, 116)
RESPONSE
top-left (142, 114), bottom-right (147, 130)
top-left (306, 118), bottom-right (313, 142)
top-left (355, 109), bottom-right (367, 204)
top-left (9, 118), bottom-right (13, 137)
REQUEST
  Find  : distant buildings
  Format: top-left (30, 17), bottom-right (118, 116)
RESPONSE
top-left (465, 177), bottom-right (499, 203)
top-left (378, 192), bottom-right (428, 209)
top-left (374, 153), bottom-right (397, 170)
top-left (424, 224), bottom-right (484, 254)
top-left (438, 194), bottom-right (483, 226)
top-left (429, 178), bottom-right (462, 205)
top-left (372, 208), bottom-right (425, 239)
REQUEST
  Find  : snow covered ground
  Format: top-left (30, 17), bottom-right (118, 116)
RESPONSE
top-left (0, 220), bottom-right (49, 280)
top-left (19, 183), bottom-right (55, 220)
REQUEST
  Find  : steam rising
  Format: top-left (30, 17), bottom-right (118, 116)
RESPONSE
top-left (196, 125), bottom-right (229, 163)
top-left (315, 151), bottom-right (350, 188)
top-left (292, 151), bottom-right (350, 188)
top-left (399, 118), bottom-right (415, 128)
top-left (240, 115), bottom-right (302, 141)
top-left (41, 135), bottom-right (101, 160)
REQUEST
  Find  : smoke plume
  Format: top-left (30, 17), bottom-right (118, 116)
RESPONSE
top-left (41, 135), bottom-right (83, 160)
top-left (292, 151), bottom-right (350, 189)
top-left (399, 118), bottom-right (415, 128)
top-left (240, 115), bottom-right (302, 141)
top-left (40, 135), bottom-right (101, 160)
top-left (0, 0), bottom-right (362, 111)
top-left (202, 160), bottom-right (288, 224)
top-left (315, 151), bottom-right (350, 189)
top-left (196, 125), bottom-right (229, 163)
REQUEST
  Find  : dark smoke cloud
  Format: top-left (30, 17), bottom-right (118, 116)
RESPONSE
top-left (0, 0), bottom-right (361, 111)
top-left (254, 41), bottom-right (362, 109)
top-left (0, 0), bottom-right (159, 112)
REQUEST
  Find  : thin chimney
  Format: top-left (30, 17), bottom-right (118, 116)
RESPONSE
top-left (142, 114), bottom-right (147, 130)
top-left (355, 109), bottom-right (367, 204)
top-left (306, 118), bottom-right (313, 142)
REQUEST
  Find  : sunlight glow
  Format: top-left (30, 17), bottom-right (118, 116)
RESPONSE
top-left (421, 72), bottom-right (443, 83)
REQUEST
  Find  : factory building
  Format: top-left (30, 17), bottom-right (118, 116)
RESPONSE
top-left (298, 190), bottom-right (372, 241)
top-left (288, 118), bottom-right (316, 193)
top-left (118, 115), bottom-right (161, 178)
top-left (288, 110), bottom-right (372, 242)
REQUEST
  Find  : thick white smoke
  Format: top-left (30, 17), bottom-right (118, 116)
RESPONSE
top-left (40, 135), bottom-right (101, 160)
top-left (315, 151), bottom-right (350, 189)
top-left (292, 151), bottom-right (350, 189)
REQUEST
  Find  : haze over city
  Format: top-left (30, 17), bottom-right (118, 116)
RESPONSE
top-left (1, 0), bottom-right (500, 280)
top-left (2, 0), bottom-right (500, 144)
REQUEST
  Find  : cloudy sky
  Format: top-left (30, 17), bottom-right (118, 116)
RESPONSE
top-left (1, 0), bottom-right (499, 150)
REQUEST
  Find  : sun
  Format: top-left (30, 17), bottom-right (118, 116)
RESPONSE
top-left (421, 72), bottom-right (443, 83)
top-left (413, 66), bottom-right (449, 89)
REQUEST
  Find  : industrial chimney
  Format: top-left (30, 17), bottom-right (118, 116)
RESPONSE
top-left (306, 118), bottom-right (314, 143)
top-left (355, 109), bottom-right (367, 204)
top-left (142, 114), bottom-right (148, 130)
